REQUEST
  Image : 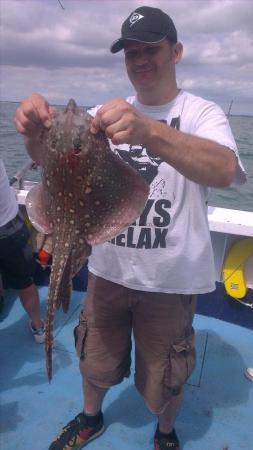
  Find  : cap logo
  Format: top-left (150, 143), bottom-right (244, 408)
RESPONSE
top-left (129, 12), bottom-right (144, 27)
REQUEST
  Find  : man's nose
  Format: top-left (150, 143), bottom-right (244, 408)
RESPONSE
top-left (135, 52), bottom-right (150, 66)
top-left (132, 49), bottom-right (149, 62)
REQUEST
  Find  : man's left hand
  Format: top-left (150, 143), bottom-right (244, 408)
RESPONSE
top-left (90, 98), bottom-right (152, 146)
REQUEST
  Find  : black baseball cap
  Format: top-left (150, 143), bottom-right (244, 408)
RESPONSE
top-left (110, 6), bottom-right (177, 54)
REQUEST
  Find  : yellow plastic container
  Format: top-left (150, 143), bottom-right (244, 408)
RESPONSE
top-left (222, 238), bottom-right (253, 299)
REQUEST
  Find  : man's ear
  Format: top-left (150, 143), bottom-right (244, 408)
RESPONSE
top-left (173, 42), bottom-right (183, 64)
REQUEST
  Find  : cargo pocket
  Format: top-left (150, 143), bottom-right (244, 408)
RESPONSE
top-left (164, 328), bottom-right (196, 390)
top-left (73, 309), bottom-right (88, 360)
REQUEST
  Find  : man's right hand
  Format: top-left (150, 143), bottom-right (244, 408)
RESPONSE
top-left (14, 93), bottom-right (53, 139)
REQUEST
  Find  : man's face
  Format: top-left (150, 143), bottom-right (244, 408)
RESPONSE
top-left (124, 39), bottom-right (177, 92)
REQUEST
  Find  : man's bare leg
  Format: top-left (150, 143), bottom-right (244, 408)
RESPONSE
top-left (19, 283), bottom-right (43, 329)
top-left (83, 378), bottom-right (108, 415)
top-left (157, 390), bottom-right (183, 433)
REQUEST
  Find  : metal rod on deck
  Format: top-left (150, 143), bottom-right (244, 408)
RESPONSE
top-left (9, 159), bottom-right (37, 188)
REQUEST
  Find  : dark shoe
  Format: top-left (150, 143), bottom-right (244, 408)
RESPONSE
top-left (49, 412), bottom-right (104, 449)
top-left (154, 425), bottom-right (180, 450)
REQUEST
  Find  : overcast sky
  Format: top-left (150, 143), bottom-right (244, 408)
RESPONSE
top-left (1, 0), bottom-right (253, 115)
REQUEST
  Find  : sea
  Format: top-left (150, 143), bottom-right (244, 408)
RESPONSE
top-left (0, 101), bottom-right (252, 212)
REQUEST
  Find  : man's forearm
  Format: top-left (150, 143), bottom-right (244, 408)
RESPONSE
top-left (146, 120), bottom-right (237, 187)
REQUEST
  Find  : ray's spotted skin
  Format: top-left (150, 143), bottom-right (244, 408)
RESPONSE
top-left (25, 99), bottom-right (149, 381)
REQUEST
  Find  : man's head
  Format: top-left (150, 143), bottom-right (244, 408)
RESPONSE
top-left (110, 6), bottom-right (182, 104)
top-left (110, 6), bottom-right (177, 54)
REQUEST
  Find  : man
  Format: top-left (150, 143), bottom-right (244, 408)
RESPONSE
top-left (0, 159), bottom-right (45, 343)
top-left (14, 6), bottom-right (246, 450)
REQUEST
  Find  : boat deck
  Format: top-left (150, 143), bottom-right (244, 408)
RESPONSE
top-left (0, 286), bottom-right (252, 450)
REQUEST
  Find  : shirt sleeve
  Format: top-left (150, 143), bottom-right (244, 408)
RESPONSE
top-left (191, 100), bottom-right (247, 185)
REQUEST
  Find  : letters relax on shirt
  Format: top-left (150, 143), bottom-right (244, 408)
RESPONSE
top-left (88, 90), bottom-right (246, 295)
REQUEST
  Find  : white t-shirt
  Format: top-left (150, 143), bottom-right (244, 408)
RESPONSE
top-left (0, 159), bottom-right (18, 227)
top-left (87, 90), bottom-right (246, 294)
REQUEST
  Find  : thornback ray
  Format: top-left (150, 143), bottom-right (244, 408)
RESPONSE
top-left (25, 98), bottom-right (149, 381)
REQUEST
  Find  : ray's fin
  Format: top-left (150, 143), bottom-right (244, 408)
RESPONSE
top-left (25, 183), bottom-right (53, 234)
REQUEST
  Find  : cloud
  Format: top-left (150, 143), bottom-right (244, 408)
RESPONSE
top-left (179, 0), bottom-right (253, 34)
top-left (0, 0), bottom-right (252, 115)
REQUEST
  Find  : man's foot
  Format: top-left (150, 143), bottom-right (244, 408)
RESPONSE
top-left (49, 411), bottom-right (104, 449)
top-left (29, 320), bottom-right (45, 343)
top-left (154, 424), bottom-right (180, 450)
top-left (245, 367), bottom-right (253, 382)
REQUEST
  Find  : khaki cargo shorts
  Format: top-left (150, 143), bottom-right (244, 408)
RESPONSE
top-left (74, 272), bottom-right (197, 414)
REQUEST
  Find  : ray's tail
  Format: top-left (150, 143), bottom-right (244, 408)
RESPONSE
top-left (45, 243), bottom-right (73, 382)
